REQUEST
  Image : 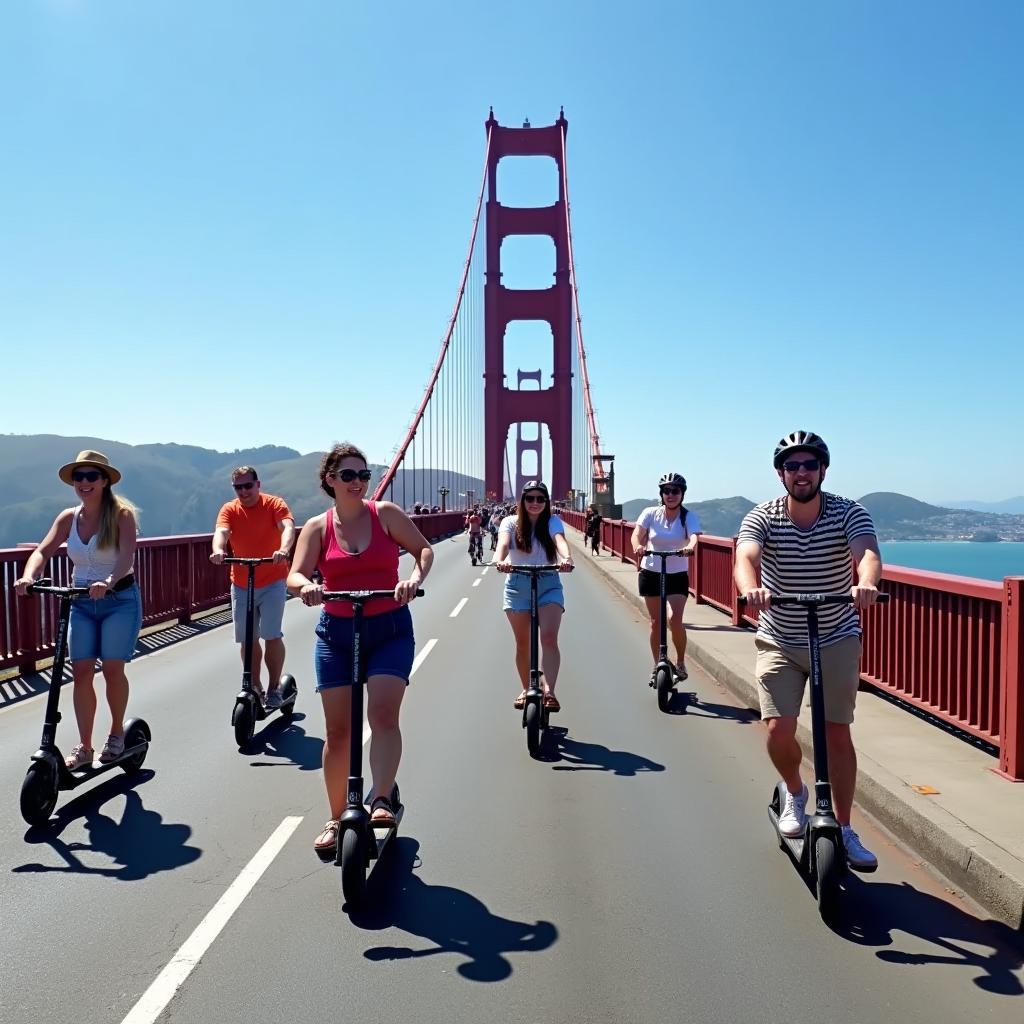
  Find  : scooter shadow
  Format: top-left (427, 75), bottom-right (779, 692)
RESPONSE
top-left (671, 695), bottom-right (759, 724)
top-left (14, 771), bottom-right (202, 880)
top-left (836, 875), bottom-right (1024, 995)
top-left (247, 714), bottom-right (324, 771)
top-left (349, 838), bottom-right (558, 982)
top-left (538, 726), bottom-right (666, 776)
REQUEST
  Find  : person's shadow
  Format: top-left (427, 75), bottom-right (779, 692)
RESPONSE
top-left (248, 714), bottom-right (324, 771)
top-left (350, 838), bottom-right (558, 981)
top-left (14, 771), bottom-right (201, 880)
top-left (538, 727), bottom-right (666, 776)
top-left (836, 875), bottom-right (1023, 995)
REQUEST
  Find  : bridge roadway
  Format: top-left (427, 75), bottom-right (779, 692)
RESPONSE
top-left (1, 537), bottom-right (1021, 1023)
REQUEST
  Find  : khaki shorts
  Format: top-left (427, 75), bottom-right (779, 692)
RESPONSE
top-left (754, 635), bottom-right (862, 725)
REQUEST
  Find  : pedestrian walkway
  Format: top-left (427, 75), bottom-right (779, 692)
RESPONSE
top-left (565, 527), bottom-right (1024, 931)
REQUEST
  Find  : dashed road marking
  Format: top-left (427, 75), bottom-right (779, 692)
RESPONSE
top-left (450, 598), bottom-right (469, 618)
top-left (472, 579), bottom-right (482, 588)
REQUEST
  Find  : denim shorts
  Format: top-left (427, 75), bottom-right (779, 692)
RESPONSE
top-left (69, 584), bottom-right (143, 662)
top-left (231, 580), bottom-right (286, 643)
top-left (502, 573), bottom-right (565, 613)
top-left (314, 606), bottom-right (415, 690)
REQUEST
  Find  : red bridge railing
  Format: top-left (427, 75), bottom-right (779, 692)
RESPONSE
top-left (560, 510), bottom-right (1024, 781)
top-left (1, 512), bottom-right (465, 679)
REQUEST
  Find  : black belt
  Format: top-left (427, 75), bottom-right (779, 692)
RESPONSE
top-left (112, 574), bottom-right (136, 592)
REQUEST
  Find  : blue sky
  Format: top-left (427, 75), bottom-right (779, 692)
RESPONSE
top-left (2, 1), bottom-right (1021, 505)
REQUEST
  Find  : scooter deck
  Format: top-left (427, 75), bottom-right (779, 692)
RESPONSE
top-left (59, 740), bottom-right (149, 788)
top-left (767, 802), bottom-right (807, 863)
top-left (371, 803), bottom-right (404, 856)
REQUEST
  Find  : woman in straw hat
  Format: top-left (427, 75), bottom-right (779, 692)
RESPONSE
top-left (15, 451), bottom-right (143, 769)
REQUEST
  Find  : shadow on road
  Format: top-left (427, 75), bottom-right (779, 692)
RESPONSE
top-left (351, 838), bottom-right (558, 981)
top-left (538, 726), bottom-right (666, 775)
top-left (675, 695), bottom-right (758, 724)
top-left (13, 771), bottom-right (201, 880)
top-left (248, 714), bottom-right (323, 771)
top-left (838, 876), bottom-right (1024, 995)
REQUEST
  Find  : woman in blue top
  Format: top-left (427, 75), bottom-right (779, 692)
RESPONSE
top-left (631, 472), bottom-right (701, 682)
top-left (494, 481), bottom-right (574, 712)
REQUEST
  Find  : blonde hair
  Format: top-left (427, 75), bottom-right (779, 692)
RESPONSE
top-left (97, 481), bottom-right (140, 550)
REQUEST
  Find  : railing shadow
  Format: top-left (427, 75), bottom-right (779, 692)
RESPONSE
top-left (349, 838), bottom-right (558, 981)
top-left (13, 771), bottom-right (202, 880)
top-left (247, 714), bottom-right (324, 771)
top-left (837, 875), bottom-right (1023, 994)
top-left (536, 726), bottom-right (666, 775)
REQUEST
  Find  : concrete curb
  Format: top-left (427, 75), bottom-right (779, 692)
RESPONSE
top-left (565, 528), bottom-right (1024, 930)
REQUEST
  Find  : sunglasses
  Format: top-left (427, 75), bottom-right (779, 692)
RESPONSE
top-left (233, 481), bottom-right (257, 491)
top-left (660, 487), bottom-right (682, 496)
top-left (72, 470), bottom-right (104, 483)
top-left (331, 469), bottom-right (373, 483)
top-left (523, 494), bottom-right (548, 504)
top-left (782, 458), bottom-right (821, 473)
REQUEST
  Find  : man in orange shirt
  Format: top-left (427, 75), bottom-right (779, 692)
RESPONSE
top-left (211, 466), bottom-right (295, 706)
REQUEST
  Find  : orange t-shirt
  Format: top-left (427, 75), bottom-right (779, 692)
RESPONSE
top-left (216, 493), bottom-right (293, 589)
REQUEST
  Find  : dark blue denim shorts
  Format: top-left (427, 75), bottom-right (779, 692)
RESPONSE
top-left (314, 606), bottom-right (415, 690)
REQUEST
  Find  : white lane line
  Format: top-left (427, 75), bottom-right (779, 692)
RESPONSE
top-left (360, 638), bottom-right (438, 746)
top-left (472, 578), bottom-right (482, 588)
top-left (450, 598), bottom-right (469, 618)
top-left (480, 567), bottom-right (490, 576)
top-left (120, 816), bottom-right (303, 1024)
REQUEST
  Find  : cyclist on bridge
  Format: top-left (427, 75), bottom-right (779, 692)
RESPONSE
top-left (467, 505), bottom-right (484, 562)
top-left (734, 430), bottom-right (882, 870)
top-left (210, 465), bottom-right (295, 708)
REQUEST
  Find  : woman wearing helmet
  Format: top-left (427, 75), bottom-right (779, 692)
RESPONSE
top-left (494, 481), bottom-right (574, 712)
top-left (630, 473), bottom-right (702, 682)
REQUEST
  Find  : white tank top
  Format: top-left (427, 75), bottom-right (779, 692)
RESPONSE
top-left (66, 507), bottom-right (120, 585)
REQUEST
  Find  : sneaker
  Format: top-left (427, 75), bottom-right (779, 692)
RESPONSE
top-left (264, 688), bottom-right (283, 709)
top-left (778, 784), bottom-right (808, 838)
top-left (65, 743), bottom-right (94, 770)
top-left (674, 662), bottom-right (689, 682)
top-left (842, 825), bottom-right (878, 871)
top-left (98, 734), bottom-right (125, 764)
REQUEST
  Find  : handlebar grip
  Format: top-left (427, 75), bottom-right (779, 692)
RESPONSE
top-left (737, 592), bottom-right (890, 606)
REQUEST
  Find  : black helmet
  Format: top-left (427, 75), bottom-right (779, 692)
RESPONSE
top-left (658, 473), bottom-right (686, 490)
top-left (520, 480), bottom-right (550, 498)
top-left (773, 430), bottom-right (830, 470)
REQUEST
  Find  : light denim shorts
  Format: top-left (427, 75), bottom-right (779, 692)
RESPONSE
top-left (69, 584), bottom-right (143, 662)
top-left (502, 573), bottom-right (565, 613)
top-left (314, 606), bottom-right (415, 690)
top-left (231, 580), bottom-right (287, 643)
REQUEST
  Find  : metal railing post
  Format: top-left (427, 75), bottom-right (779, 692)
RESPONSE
top-left (998, 576), bottom-right (1024, 781)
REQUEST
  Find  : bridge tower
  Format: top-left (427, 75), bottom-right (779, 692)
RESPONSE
top-left (483, 109), bottom-right (572, 502)
top-left (514, 369), bottom-right (544, 498)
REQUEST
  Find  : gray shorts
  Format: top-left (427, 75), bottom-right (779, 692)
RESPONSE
top-left (754, 635), bottom-right (862, 725)
top-left (231, 580), bottom-right (287, 644)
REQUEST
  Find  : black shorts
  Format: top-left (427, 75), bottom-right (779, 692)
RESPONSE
top-left (638, 569), bottom-right (690, 598)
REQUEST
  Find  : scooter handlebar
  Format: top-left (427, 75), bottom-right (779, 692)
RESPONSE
top-left (508, 565), bottom-right (571, 575)
top-left (641, 550), bottom-right (687, 558)
top-left (321, 589), bottom-right (425, 602)
top-left (737, 592), bottom-right (890, 607)
top-left (26, 578), bottom-right (91, 598)
top-left (222, 557), bottom-right (277, 565)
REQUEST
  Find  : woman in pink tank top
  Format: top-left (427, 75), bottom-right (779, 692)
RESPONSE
top-left (288, 442), bottom-right (433, 859)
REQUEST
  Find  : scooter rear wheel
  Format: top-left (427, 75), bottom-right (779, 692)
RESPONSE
top-left (278, 675), bottom-right (297, 720)
top-left (20, 761), bottom-right (59, 826)
top-left (119, 720), bottom-right (150, 774)
top-left (815, 835), bottom-right (841, 924)
top-left (340, 827), bottom-right (368, 906)
top-left (656, 665), bottom-right (674, 712)
top-left (524, 701), bottom-right (542, 754)
top-left (232, 701), bottom-right (255, 751)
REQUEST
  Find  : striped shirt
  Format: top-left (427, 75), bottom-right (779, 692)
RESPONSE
top-left (736, 492), bottom-right (876, 647)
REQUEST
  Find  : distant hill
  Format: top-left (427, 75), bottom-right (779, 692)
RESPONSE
top-left (621, 496), bottom-right (756, 536)
top-left (0, 434), bottom-right (483, 547)
top-left (942, 497), bottom-right (1024, 515)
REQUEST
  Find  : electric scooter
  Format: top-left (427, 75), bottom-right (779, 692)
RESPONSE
top-left (740, 591), bottom-right (889, 924)
top-left (20, 579), bottom-right (151, 826)
top-left (317, 587), bottom-right (424, 907)
top-left (509, 565), bottom-right (571, 755)
top-left (642, 549), bottom-right (698, 713)
top-left (223, 557), bottom-right (297, 751)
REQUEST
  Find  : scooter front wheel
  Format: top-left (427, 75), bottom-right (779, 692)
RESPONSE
top-left (232, 701), bottom-right (255, 751)
top-left (655, 666), bottom-right (674, 712)
top-left (815, 835), bottom-right (841, 924)
top-left (20, 760), bottom-right (59, 826)
top-left (340, 827), bottom-right (368, 906)
top-left (524, 701), bottom-right (542, 754)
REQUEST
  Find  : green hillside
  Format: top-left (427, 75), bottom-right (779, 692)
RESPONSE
top-left (621, 496), bottom-right (756, 536)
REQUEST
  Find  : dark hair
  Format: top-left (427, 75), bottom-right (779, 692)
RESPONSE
top-left (319, 442), bottom-right (368, 497)
top-left (515, 489), bottom-right (556, 560)
top-left (231, 465), bottom-right (259, 482)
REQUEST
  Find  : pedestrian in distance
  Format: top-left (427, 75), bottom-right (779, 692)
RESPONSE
top-left (210, 466), bottom-right (295, 707)
top-left (287, 442), bottom-right (433, 857)
top-left (585, 503), bottom-right (603, 556)
top-left (15, 450), bottom-right (143, 768)
top-left (631, 473), bottom-right (701, 682)
top-left (494, 481), bottom-right (574, 712)
top-left (733, 430), bottom-right (882, 870)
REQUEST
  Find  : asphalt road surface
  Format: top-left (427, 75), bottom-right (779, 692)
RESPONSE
top-left (2, 536), bottom-right (1021, 1023)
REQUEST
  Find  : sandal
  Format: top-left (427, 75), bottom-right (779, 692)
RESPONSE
top-left (99, 734), bottom-right (125, 764)
top-left (370, 796), bottom-right (396, 828)
top-left (514, 690), bottom-right (527, 710)
top-left (313, 820), bottom-right (340, 858)
top-left (65, 743), bottom-right (94, 770)
top-left (542, 693), bottom-right (561, 712)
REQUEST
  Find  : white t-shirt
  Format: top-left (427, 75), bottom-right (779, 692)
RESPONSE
top-left (499, 514), bottom-right (566, 566)
top-left (636, 506), bottom-right (701, 574)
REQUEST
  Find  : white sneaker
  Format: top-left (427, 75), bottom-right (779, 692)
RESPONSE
top-left (778, 784), bottom-right (808, 837)
top-left (842, 826), bottom-right (878, 871)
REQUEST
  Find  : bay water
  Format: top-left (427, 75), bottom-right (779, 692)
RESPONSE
top-left (879, 542), bottom-right (1024, 582)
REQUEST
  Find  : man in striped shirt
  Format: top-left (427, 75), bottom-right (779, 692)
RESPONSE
top-left (734, 430), bottom-right (882, 870)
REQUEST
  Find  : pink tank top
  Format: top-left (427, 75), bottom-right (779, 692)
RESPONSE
top-left (318, 501), bottom-right (400, 618)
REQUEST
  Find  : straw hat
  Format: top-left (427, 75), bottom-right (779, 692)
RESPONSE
top-left (58, 450), bottom-right (122, 486)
